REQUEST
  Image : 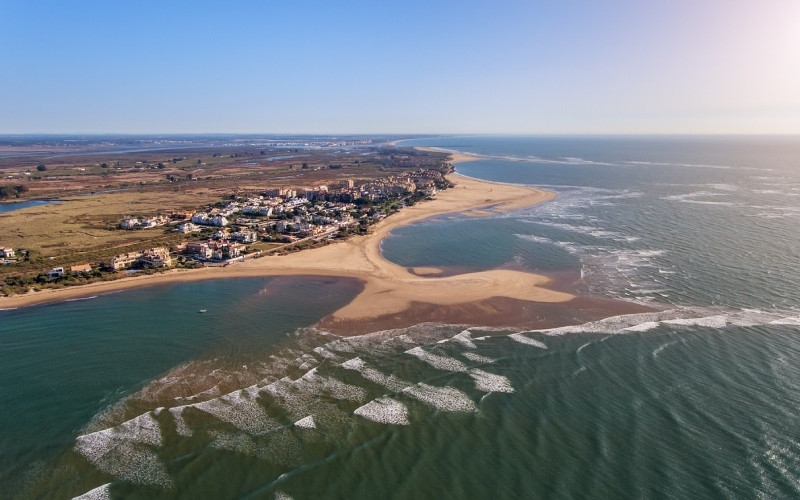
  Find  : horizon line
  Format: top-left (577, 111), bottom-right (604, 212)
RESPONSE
top-left (1, 132), bottom-right (799, 137)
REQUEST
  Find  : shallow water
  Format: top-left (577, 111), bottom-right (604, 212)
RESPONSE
top-left (0, 199), bottom-right (60, 213)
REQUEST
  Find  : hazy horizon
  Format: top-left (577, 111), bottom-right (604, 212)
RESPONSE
top-left (2, 0), bottom-right (798, 135)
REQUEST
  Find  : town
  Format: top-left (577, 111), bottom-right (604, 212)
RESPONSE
top-left (0, 168), bottom-right (452, 294)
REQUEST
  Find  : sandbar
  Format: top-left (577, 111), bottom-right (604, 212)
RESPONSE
top-left (1, 165), bottom-right (574, 331)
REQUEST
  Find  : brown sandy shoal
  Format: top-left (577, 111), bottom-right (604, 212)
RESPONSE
top-left (0, 163), bottom-right (647, 336)
top-left (319, 295), bottom-right (654, 336)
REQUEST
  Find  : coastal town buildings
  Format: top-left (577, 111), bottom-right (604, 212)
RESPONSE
top-left (139, 247), bottom-right (172, 268)
top-left (231, 230), bottom-right (258, 243)
top-left (186, 242), bottom-right (213, 259)
top-left (176, 222), bottom-right (200, 234)
top-left (120, 215), bottom-right (169, 230)
top-left (30, 167), bottom-right (450, 288)
top-left (109, 252), bottom-right (142, 270)
top-left (191, 212), bottom-right (229, 227)
top-left (120, 218), bottom-right (139, 229)
top-left (70, 264), bottom-right (93, 275)
top-left (0, 247), bottom-right (15, 259)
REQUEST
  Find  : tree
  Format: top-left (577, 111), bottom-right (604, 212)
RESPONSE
top-left (100, 163), bottom-right (108, 168)
top-left (36, 164), bottom-right (47, 171)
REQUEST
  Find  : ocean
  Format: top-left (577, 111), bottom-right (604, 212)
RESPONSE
top-left (2, 135), bottom-right (800, 498)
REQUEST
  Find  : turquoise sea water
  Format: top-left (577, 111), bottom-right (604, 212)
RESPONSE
top-left (3, 136), bottom-right (800, 498)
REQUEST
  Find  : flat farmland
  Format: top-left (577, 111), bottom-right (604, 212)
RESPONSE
top-left (0, 190), bottom-right (217, 258)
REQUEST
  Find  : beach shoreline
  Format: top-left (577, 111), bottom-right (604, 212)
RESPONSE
top-left (1, 153), bottom-right (584, 332)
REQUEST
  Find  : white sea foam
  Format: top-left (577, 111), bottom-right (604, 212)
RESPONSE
top-left (275, 491), bottom-right (295, 500)
top-left (770, 316), bottom-right (800, 325)
top-left (508, 333), bottom-right (548, 349)
top-left (622, 160), bottom-right (733, 170)
top-left (597, 190), bottom-right (644, 200)
top-left (663, 191), bottom-right (735, 206)
top-left (74, 412), bottom-right (171, 488)
top-left (294, 415), bottom-right (316, 429)
top-left (193, 386), bottom-right (276, 435)
top-left (341, 357), bottom-right (410, 391)
top-left (462, 352), bottom-right (496, 364)
top-left (623, 321), bottom-right (661, 332)
top-left (452, 330), bottom-right (477, 348)
top-left (525, 311), bottom-right (685, 336)
top-left (520, 308), bottom-right (793, 338)
top-left (76, 412), bottom-right (163, 453)
top-left (663, 315), bottom-right (729, 328)
top-left (296, 370), bottom-right (367, 402)
top-left (652, 339), bottom-right (682, 359)
top-left (354, 398), bottom-right (410, 425)
top-left (72, 482), bottom-right (111, 500)
top-left (312, 346), bottom-right (340, 360)
top-left (208, 430), bottom-right (259, 456)
top-left (515, 233), bottom-right (557, 245)
top-left (177, 385), bottom-right (222, 404)
top-left (65, 295), bottom-right (99, 302)
top-left (404, 383), bottom-right (477, 413)
top-left (341, 356), bottom-right (365, 371)
top-left (706, 183), bottom-right (740, 192)
top-left (405, 346), bottom-right (468, 372)
top-left (262, 378), bottom-right (315, 418)
top-left (468, 369), bottom-right (514, 393)
top-left (208, 428), bottom-right (301, 464)
top-left (168, 406), bottom-right (192, 436)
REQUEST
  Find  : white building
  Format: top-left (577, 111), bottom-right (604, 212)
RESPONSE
top-left (176, 222), bottom-right (200, 234)
top-left (120, 218), bottom-right (140, 229)
top-left (139, 247), bottom-right (172, 268)
top-left (231, 230), bottom-right (258, 243)
top-left (191, 213), bottom-right (229, 227)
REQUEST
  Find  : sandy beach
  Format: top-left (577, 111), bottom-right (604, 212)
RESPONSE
top-left (1, 158), bottom-right (581, 331)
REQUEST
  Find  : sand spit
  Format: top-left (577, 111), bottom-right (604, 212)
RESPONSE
top-left (1, 162), bottom-right (570, 332)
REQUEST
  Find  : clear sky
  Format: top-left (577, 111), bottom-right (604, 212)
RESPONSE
top-left (2, 0), bottom-right (799, 134)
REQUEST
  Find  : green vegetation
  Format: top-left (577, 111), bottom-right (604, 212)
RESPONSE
top-left (0, 185), bottom-right (29, 199)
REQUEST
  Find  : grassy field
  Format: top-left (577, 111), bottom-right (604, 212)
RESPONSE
top-left (0, 190), bottom-right (217, 259)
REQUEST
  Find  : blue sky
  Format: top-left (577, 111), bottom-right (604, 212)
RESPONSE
top-left (2, 0), bottom-right (798, 134)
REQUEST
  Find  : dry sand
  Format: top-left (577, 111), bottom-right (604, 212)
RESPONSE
top-left (1, 163), bottom-right (579, 331)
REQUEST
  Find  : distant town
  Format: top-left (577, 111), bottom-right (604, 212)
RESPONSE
top-left (0, 138), bottom-right (454, 297)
